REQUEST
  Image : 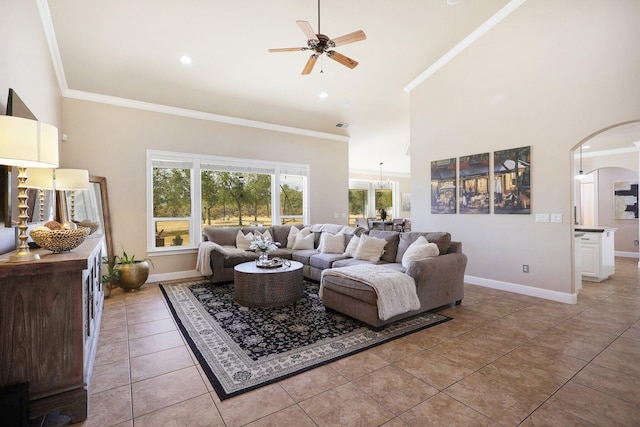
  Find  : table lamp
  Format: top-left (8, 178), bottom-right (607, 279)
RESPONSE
top-left (0, 116), bottom-right (59, 262)
top-left (55, 168), bottom-right (89, 222)
top-left (26, 167), bottom-right (54, 222)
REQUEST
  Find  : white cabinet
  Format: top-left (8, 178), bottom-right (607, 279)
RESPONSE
top-left (577, 227), bottom-right (616, 282)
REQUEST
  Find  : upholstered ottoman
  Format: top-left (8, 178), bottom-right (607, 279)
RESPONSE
top-left (320, 265), bottom-right (422, 330)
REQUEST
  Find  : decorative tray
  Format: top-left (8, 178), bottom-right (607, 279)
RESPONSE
top-left (255, 258), bottom-right (290, 269)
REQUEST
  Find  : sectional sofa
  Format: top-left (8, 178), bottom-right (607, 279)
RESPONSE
top-left (201, 223), bottom-right (467, 328)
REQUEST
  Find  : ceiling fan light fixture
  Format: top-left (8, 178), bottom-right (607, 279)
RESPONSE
top-left (319, 91), bottom-right (329, 99)
top-left (180, 55), bottom-right (192, 64)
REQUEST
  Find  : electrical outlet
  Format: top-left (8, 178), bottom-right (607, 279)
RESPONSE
top-left (551, 213), bottom-right (563, 223)
top-left (535, 214), bottom-right (550, 223)
top-left (523, 264), bottom-right (529, 273)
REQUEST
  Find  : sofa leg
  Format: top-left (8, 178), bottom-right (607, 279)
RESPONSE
top-left (454, 299), bottom-right (462, 306)
top-left (369, 325), bottom-right (385, 332)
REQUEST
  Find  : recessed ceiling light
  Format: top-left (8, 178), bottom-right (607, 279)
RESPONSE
top-left (447, 0), bottom-right (461, 5)
top-left (319, 91), bottom-right (329, 99)
top-left (180, 55), bottom-right (192, 64)
top-left (582, 145), bottom-right (591, 149)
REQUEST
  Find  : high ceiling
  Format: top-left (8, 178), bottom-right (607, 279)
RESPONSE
top-left (45, 0), bottom-right (516, 175)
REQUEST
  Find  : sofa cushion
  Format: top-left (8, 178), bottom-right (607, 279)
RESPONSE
top-left (203, 227), bottom-right (240, 246)
top-left (401, 236), bottom-right (439, 268)
top-left (235, 230), bottom-right (255, 250)
top-left (292, 232), bottom-right (315, 250)
top-left (355, 234), bottom-right (388, 262)
top-left (273, 224), bottom-right (301, 248)
top-left (292, 249), bottom-right (318, 264)
top-left (320, 274), bottom-right (379, 306)
top-left (396, 232), bottom-right (452, 262)
top-left (333, 258), bottom-right (388, 268)
top-left (309, 253), bottom-right (350, 270)
top-left (343, 235), bottom-right (360, 257)
top-left (366, 230), bottom-right (400, 263)
top-left (320, 233), bottom-right (345, 254)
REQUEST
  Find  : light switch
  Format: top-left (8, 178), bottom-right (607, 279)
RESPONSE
top-left (535, 214), bottom-right (550, 223)
top-left (551, 213), bottom-right (563, 223)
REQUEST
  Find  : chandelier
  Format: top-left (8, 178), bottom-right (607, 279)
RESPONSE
top-left (375, 162), bottom-right (392, 189)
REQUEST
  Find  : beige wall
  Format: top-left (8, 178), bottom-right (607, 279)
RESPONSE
top-left (0, 0), bottom-right (61, 253)
top-left (61, 98), bottom-right (349, 275)
top-left (409, 0), bottom-right (640, 299)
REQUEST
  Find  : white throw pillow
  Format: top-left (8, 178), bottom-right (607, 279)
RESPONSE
top-left (320, 233), bottom-right (345, 254)
top-left (354, 234), bottom-right (387, 262)
top-left (236, 230), bottom-right (254, 250)
top-left (343, 235), bottom-right (360, 257)
top-left (401, 236), bottom-right (440, 268)
top-left (292, 232), bottom-right (315, 250)
top-left (286, 227), bottom-right (301, 248)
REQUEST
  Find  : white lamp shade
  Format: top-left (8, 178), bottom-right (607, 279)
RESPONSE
top-left (0, 116), bottom-right (59, 168)
top-left (27, 168), bottom-right (55, 189)
top-left (55, 168), bottom-right (90, 190)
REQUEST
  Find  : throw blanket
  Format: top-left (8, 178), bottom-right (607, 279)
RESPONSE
top-left (196, 242), bottom-right (247, 276)
top-left (320, 265), bottom-right (420, 321)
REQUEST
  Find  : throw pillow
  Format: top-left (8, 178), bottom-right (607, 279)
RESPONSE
top-left (401, 236), bottom-right (439, 268)
top-left (343, 235), bottom-right (360, 257)
top-left (286, 227), bottom-right (301, 248)
top-left (292, 232), bottom-right (315, 250)
top-left (320, 233), bottom-right (345, 254)
top-left (354, 234), bottom-right (387, 262)
top-left (236, 230), bottom-right (254, 251)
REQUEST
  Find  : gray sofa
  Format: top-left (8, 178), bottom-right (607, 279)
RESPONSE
top-left (202, 223), bottom-right (467, 328)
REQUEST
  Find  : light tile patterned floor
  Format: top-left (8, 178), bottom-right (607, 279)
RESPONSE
top-left (68, 258), bottom-right (640, 426)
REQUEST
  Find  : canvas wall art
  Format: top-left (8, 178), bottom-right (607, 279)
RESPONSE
top-left (613, 181), bottom-right (638, 219)
top-left (431, 158), bottom-right (457, 214)
top-left (494, 146), bottom-right (531, 214)
top-left (459, 153), bottom-right (490, 214)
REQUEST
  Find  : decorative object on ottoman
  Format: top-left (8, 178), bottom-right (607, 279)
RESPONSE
top-left (78, 219), bottom-right (99, 235)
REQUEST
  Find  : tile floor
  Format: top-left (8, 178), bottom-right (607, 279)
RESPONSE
top-left (67, 258), bottom-right (640, 426)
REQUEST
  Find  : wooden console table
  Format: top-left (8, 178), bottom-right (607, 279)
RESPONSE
top-left (0, 237), bottom-right (104, 422)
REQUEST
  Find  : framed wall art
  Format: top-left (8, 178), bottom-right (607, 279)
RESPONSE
top-left (613, 181), bottom-right (638, 219)
top-left (494, 146), bottom-right (530, 214)
top-left (431, 158), bottom-right (457, 214)
top-left (459, 153), bottom-right (490, 214)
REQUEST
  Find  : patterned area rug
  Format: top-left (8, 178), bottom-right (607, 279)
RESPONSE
top-left (160, 279), bottom-right (451, 400)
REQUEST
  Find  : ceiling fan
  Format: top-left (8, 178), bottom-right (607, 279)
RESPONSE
top-left (268, 0), bottom-right (366, 75)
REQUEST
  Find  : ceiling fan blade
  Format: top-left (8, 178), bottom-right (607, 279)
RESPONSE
top-left (329, 30), bottom-right (367, 47)
top-left (268, 47), bottom-right (309, 53)
top-left (302, 54), bottom-right (319, 75)
top-left (297, 20), bottom-right (319, 46)
top-left (326, 51), bottom-right (358, 69)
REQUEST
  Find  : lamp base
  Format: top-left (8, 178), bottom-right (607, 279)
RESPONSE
top-left (7, 251), bottom-right (41, 263)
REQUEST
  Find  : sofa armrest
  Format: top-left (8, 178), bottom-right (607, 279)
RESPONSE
top-left (405, 252), bottom-right (467, 310)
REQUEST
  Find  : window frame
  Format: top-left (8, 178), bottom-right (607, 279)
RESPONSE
top-left (147, 150), bottom-right (309, 254)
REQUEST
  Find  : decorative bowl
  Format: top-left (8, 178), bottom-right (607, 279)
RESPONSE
top-left (78, 219), bottom-right (100, 235)
top-left (30, 227), bottom-right (90, 253)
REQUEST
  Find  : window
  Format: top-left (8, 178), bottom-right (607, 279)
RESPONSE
top-left (147, 150), bottom-right (309, 252)
top-left (348, 179), bottom-right (397, 226)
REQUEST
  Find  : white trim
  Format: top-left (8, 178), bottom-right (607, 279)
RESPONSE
top-left (615, 251), bottom-right (639, 259)
top-left (404, 0), bottom-right (527, 92)
top-left (464, 275), bottom-right (577, 304)
top-left (149, 270), bottom-right (202, 283)
top-left (64, 89), bottom-right (349, 143)
top-left (37, 0), bottom-right (68, 93)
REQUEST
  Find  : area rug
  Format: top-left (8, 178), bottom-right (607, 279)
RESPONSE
top-left (160, 279), bottom-right (451, 400)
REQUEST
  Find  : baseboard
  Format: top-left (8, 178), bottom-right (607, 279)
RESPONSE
top-left (615, 251), bottom-right (639, 259)
top-left (464, 275), bottom-right (577, 304)
top-left (149, 270), bottom-right (203, 283)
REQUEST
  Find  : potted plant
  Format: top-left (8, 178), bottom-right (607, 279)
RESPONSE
top-left (113, 247), bottom-right (154, 292)
top-left (173, 234), bottom-right (183, 246)
top-left (101, 255), bottom-right (120, 298)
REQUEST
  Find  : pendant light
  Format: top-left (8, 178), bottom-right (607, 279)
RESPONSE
top-left (575, 145), bottom-right (586, 180)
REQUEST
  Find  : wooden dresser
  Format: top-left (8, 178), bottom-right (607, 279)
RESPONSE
top-left (0, 237), bottom-right (103, 422)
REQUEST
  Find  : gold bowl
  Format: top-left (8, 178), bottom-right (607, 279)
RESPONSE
top-left (30, 227), bottom-right (90, 253)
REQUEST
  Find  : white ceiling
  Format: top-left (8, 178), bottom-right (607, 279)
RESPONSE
top-left (45, 0), bottom-right (517, 175)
